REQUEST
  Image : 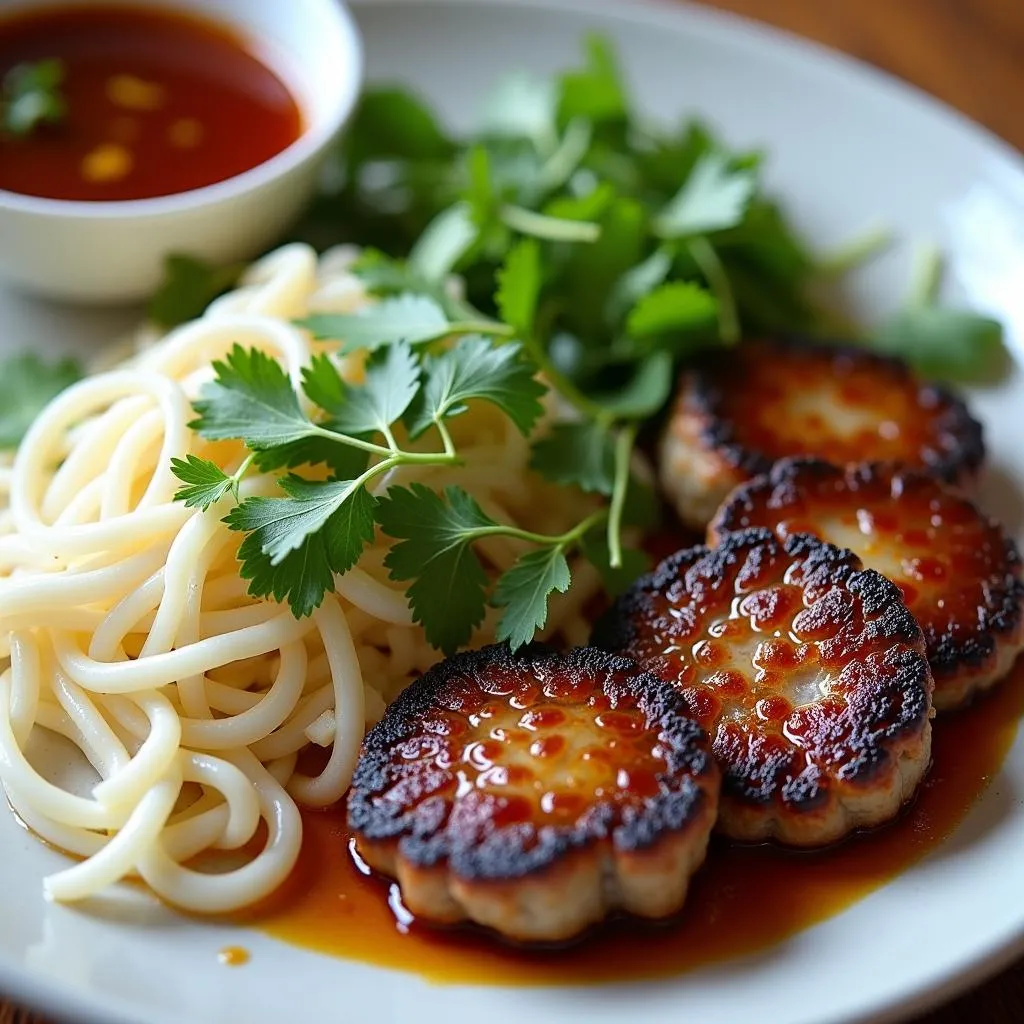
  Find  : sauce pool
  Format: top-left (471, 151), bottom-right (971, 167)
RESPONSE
top-left (0, 4), bottom-right (302, 201)
top-left (250, 660), bottom-right (1024, 985)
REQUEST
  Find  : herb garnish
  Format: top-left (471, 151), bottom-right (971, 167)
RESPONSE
top-left (0, 353), bottom-right (81, 448)
top-left (172, 336), bottom-right (617, 651)
top-left (149, 255), bottom-right (246, 329)
top-left (167, 34), bottom-right (1007, 654)
top-left (1, 59), bottom-right (66, 138)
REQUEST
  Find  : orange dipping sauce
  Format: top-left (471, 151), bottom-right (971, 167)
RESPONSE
top-left (0, 4), bottom-right (302, 201)
top-left (252, 659), bottom-right (1024, 985)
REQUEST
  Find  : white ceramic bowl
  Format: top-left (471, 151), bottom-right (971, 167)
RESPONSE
top-left (0, 0), bottom-right (363, 303)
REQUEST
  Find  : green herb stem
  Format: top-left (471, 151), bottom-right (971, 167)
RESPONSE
top-left (606, 423), bottom-right (637, 569)
top-left (448, 319), bottom-right (516, 339)
top-left (231, 452), bottom-right (256, 497)
top-left (468, 508), bottom-right (607, 549)
top-left (435, 417), bottom-right (457, 458)
top-left (516, 333), bottom-right (609, 424)
top-left (308, 422), bottom-right (458, 465)
top-left (688, 235), bottom-right (740, 344)
top-left (538, 118), bottom-right (592, 193)
top-left (909, 245), bottom-right (944, 307)
top-left (500, 204), bottom-right (601, 243)
top-left (817, 225), bottom-right (894, 276)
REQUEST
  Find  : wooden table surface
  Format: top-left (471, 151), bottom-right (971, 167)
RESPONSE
top-left (3, 1), bottom-right (1023, 1023)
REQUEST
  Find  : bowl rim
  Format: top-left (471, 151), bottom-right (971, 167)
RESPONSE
top-left (0, 0), bottom-right (364, 219)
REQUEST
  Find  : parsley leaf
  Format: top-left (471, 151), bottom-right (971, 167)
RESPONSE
top-left (170, 455), bottom-right (237, 510)
top-left (303, 341), bottom-right (420, 438)
top-left (870, 247), bottom-right (1007, 382)
top-left (408, 203), bottom-right (478, 282)
top-left (873, 307), bottom-right (1005, 382)
top-left (2, 59), bottom-right (66, 137)
top-left (561, 197), bottom-right (646, 344)
top-left (226, 478), bottom-right (376, 617)
top-left (0, 353), bottom-right (80, 448)
top-left (495, 238), bottom-right (542, 338)
top-left (480, 71), bottom-right (558, 151)
top-left (557, 34), bottom-right (627, 125)
top-left (404, 337), bottom-right (546, 439)
top-left (654, 153), bottom-right (758, 238)
top-left (149, 255), bottom-right (245, 329)
top-left (606, 247), bottom-right (673, 324)
top-left (190, 345), bottom-right (312, 449)
top-left (345, 87), bottom-right (454, 163)
top-left (376, 483), bottom-right (494, 652)
top-left (493, 547), bottom-right (571, 649)
top-left (592, 351), bottom-right (674, 419)
top-left (297, 294), bottom-right (453, 354)
top-left (530, 421), bottom-right (615, 494)
top-left (626, 281), bottom-right (718, 342)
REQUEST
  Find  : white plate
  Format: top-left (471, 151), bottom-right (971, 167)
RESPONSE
top-left (3, 1), bottom-right (1024, 1022)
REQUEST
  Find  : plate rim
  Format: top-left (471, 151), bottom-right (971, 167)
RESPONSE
top-left (2, 1), bottom-right (1024, 1022)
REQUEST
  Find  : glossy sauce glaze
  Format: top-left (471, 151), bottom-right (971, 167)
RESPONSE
top-left (253, 658), bottom-right (1024, 985)
top-left (0, 5), bottom-right (301, 201)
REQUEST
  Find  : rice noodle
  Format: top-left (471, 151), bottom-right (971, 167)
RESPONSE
top-left (0, 243), bottom-right (599, 912)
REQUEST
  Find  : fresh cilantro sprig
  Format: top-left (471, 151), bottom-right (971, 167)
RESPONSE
top-left (163, 33), bottom-right (1009, 656)
top-left (301, 33), bottom-right (1004, 388)
top-left (149, 255), bottom-right (245, 329)
top-left (171, 328), bottom-right (600, 652)
top-left (873, 246), bottom-right (1005, 382)
top-left (375, 483), bottom-right (603, 652)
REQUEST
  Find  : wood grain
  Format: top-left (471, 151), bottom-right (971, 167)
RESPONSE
top-left (2, 2), bottom-right (1022, 1023)
top-left (697, 0), bottom-right (1024, 151)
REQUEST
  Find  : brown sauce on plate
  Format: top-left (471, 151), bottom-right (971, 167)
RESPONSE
top-left (252, 659), bottom-right (1024, 985)
top-left (0, 4), bottom-right (301, 201)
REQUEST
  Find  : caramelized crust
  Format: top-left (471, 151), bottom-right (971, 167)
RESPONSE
top-left (592, 530), bottom-right (933, 846)
top-left (347, 644), bottom-right (720, 943)
top-left (659, 336), bottom-right (984, 529)
top-left (710, 458), bottom-right (1024, 711)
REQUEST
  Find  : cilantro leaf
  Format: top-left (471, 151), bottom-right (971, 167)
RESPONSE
top-left (480, 71), bottom-right (558, 151)
top-left (346, 87), bottom-right (454, 163)
top-left (543, 181), bottom-right (616, 222)
top-left (626, 281), bottom-right (718, 342)
top-left (190, 345), bottom-right (313, 448)
top-left (0, 353), bottom-right (80, 448)
top-left (376, 484), bottom-right (494, 652)
top-left (303, 341), bottom-right (420, 438)
top-left (465, 145), bottom-right (500, 228)
top-left (557, 34), bottom-right (627, 125)
top-left (149, 255), bottom-right (245, 329)
top-left (408, 203), bottom-right (478, 282)
top-left (495, 238), bottom-right (541, 338)
top-left (873, 307), bottom-right (1006, 383)
top-left (561, 197), bottom-right (646, 343)
top-left (591, 351), bottom-right (674, 419)
top-left (226, 478), bottom-right (376, 617)
top-left (493, 546), bottom-right (571, 649)
top-left (403, 337), bottom-right (545, 439)
top-left (234, 531), bottom-right (334, 620)
top-left (296, 294), bottom-right (451, 354)
top-left (654, 153), bottom-right (758, 238)
top-left (530, 421), bottom-right (615, 494)
top-left (606, 248), bottom-right (673, 324)
top-left (2, 59), bottom-right (66, 137)
top-left (170, 455), bottom-right (236, 510)
top-left (351, 248), bottom-right (433, 296)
